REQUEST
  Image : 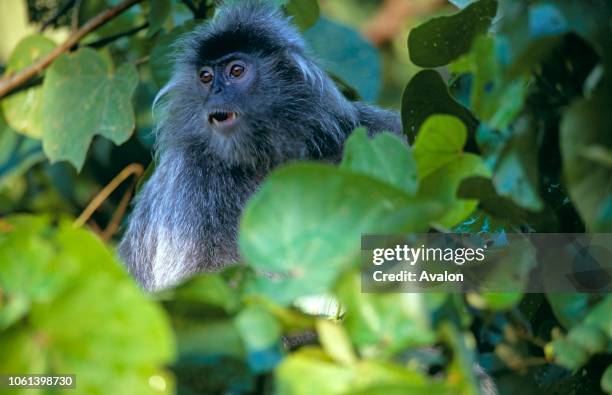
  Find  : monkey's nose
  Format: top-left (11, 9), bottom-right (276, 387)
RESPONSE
top-left (212, 85), bottom-right (222, 94)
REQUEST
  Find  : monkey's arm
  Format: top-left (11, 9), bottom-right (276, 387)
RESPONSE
top-left (353, 102), bottom-right (402, 136)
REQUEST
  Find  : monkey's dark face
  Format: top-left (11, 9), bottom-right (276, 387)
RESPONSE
top-left (158, 3), bottom-right (348, 168)
top-left (197, 53), bottom-right (258, 136)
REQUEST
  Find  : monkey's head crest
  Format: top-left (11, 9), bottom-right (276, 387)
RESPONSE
top-left (154, 0), bottom-right (351, 169)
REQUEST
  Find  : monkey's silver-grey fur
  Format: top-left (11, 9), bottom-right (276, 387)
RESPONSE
top-left (119, 1), bottom-right (401, 291)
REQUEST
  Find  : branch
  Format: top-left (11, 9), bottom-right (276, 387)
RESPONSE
top-left (74, 163), bottom-right (144, 232)
top-left (0, 0), bottom-right (143, 99)
top-left (87, 22), bottom-right (149, 49)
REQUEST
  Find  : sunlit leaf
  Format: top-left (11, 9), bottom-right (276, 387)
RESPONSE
top-left (239, 163), bottom-right (444, 305)
top-left (341, 128), bottom-right (418, 195)
top-left (0, 215), bottom-right (175, 394)
top-left (1, 35), bottom-right (56, 138)
top-left (40, 48), bottom-right (139, 171)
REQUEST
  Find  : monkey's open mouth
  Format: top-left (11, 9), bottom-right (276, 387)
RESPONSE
top-left (208, 111), bottom-right (239, 127)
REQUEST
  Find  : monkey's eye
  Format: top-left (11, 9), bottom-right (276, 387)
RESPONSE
top-left (199, 67), bottom-right (213, 84)
top-left (229, 63), bottom-right (245, 78)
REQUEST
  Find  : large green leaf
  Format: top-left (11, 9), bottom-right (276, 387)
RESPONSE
top-left (39, 48), bottom-right (139, 171)
top-left (413, 115), bottom-right (490, 227)
top-left (275, 347), bottom-right (452, 395)
top-left (335, 271), bottom-right (436, 356)
top-left (239, 163), bottom-right (444, 305)
top-left (304, 17), bottom-right (381, 102)
top-left (561, 90), bottom-right (612, 231)
top-left (408, 0), bottom-right (497, 67)
top-left (341, 128), bottom-right (418, 195)
top-left (401, 70), bottom-right (477, 143)
top-left (0, 215), bottom-right (175, 394)
top-left (1, 35), bottom-right (56, 138)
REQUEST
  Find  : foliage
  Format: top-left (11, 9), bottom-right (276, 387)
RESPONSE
top-left (0, 0), bottom-right (611, 394)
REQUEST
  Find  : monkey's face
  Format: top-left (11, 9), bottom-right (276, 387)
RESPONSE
top-left (172, 49), bottom-right (310, 168)
top-left (198, 54), bottom-right (257, 138)
top-left (197, 53), bottom-right (257, 136)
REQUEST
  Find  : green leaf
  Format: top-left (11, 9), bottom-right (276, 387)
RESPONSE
top-left (276, 348), bottom-right (451, 395)
top-left (147, 0), bottom-right (172, 38)
top-left (235, 305), bottom-right (283, 372)
top-left (413, 115), bottom-right (490, 227)
top-left (602, 364), bottom-right (612, 394)
top-left (418, 155), bottom-right (489, 227)
top-left (39, 48), bottom-right (139, 171)
top-left (548, 338), bottom-right (589, 370)
top-left (162, 272), bottom-right (242, 313)
top-left (546, 293), bottom-right (590, 329)
top-left (401, 70), bottom-right (477, 142)
top-left (408, 0), bottom-right (497, 67)
top-left (561, 90), bottom-right (612, 231)
top-left (567, 325), bottom-right (608, 354)
top-left (239, 163), bottom-right (444, 305)
top-left (492, 116), bottom-right (544, 211)
top-left (336, 271), bottom-right (436, 356)
top-left (304, 17), bottom-right (381, 102)
top-left (0, 215), bottom-right (175, 394)
top-left (316, 319), bottom-right (357, 365)
top-left (341, 128), bottom-right (418, 195)
top-left (547, 296), bottom-right (612, 370)
top-left (584, 295), bottom-right (612, 338)
top-left (413, 115), bottom-right (468, 179)
top-left (1, 35), bottom-right (56, 138)
top-left (285, 0), bottom-right (319, 31)
top-left (235, 306), bottom-right (282, 351)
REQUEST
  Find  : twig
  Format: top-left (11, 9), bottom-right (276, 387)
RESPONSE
top-left (100, 175), bottom-right (139, 241)
top-left (40, 0), bottom-right (76, 32)
top-left (0, 0), bottom-right (143, 99)
top-left (74, 163), bottom-right (144, 232)
top-left (87, 22), bottom-right (149, 49)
